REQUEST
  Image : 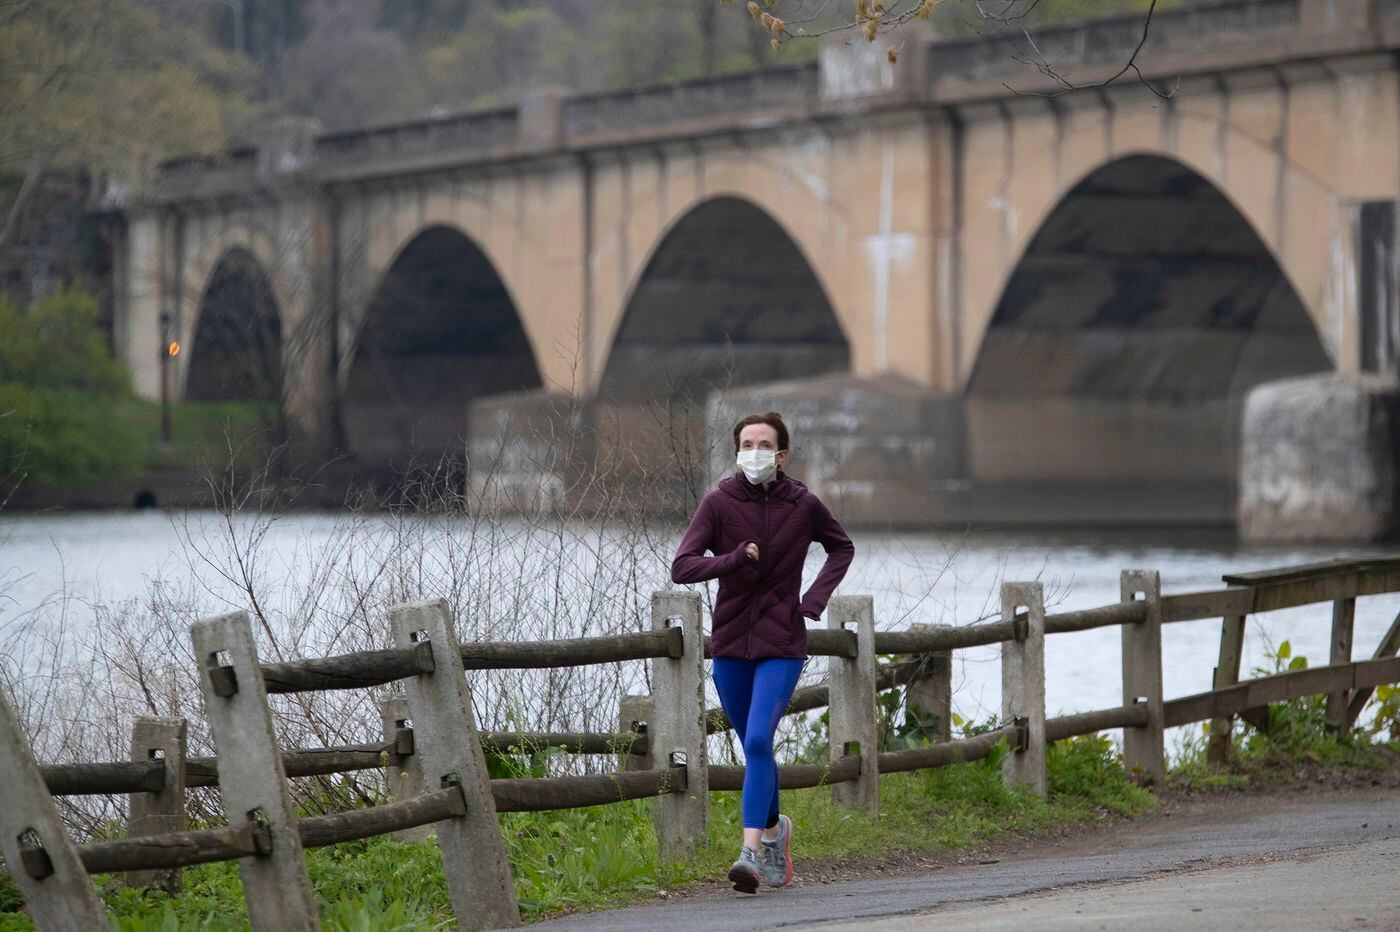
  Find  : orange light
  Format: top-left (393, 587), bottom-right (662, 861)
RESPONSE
top-left (167, 341), bottom-right (181, 358)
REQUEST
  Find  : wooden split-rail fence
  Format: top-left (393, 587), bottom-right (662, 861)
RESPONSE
top-left (4, 557), bottom-right (1400, 930)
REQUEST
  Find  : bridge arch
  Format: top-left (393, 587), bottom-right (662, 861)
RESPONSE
top-left (345, 182), bottom-right (561, 394)
top-left (960, 100), bottom-right (1352, 383)
top-left (184, 247), bottom-right (284, 408)
top-left (177, 225), bottom-right (298, 402)
top-left (342, 224), bottom-right (543, 480)
top-left (964, 152), bottom-right (1333, 504)
top-left (598, 193), bottom-right (851, 405)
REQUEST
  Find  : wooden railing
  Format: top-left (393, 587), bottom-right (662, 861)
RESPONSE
top-left (4, 557), bottom-right (1400, 929)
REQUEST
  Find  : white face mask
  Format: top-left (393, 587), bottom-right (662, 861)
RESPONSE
top-left (736, 449), bottom-right (778, 484)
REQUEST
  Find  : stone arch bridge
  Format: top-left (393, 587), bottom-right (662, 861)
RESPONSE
top-left (111, 0), bottom-right (1400, 534)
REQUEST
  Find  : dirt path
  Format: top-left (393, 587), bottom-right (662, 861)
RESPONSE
top-left (533, 781), bottom-right (1400, 931)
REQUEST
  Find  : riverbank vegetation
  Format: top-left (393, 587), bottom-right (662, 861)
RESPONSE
top-left (0, 287), bottom-right (276, 494)
top-left (0, 288), bottom-right (144, 488)
top-left (1171, 643), bottom-right (1400, 792)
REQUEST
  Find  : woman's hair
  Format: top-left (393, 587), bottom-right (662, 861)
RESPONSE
top-left (732, 411), bottom-right (790, 453)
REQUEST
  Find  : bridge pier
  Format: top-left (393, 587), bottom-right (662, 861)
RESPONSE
top-left (467, 390), bottom-right (705, 516)
top-left (1239, 373), bottom-right (1400, 542)
top-left (707, 374), bottom-right (967, 527)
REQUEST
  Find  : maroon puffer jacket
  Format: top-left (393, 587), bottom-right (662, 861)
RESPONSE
top-left (671, 471), bottom-right (854, 659)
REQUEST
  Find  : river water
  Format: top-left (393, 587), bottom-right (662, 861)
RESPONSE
top-left (3, 510), bottom-right (1399, 744)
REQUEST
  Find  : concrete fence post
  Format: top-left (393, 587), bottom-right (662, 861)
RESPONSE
top-left (907, 623), bottom-right (953, 742)
top-left (0, 687), bottom-right (108, 930)
top-left (190, 611), bottom-right (318, 931)
top-left (1121, 570), bottom-right (1166, 786)
top-left (616, 694), bottom-right (654, 772)
top-left (126, 716), bottom-right (188, 891)
top-left (1329, 596), bottom-right (1357, 732)
top-left (379, 693), bottom-right (430, 843)
top-left (1000, 582), bottom-right (1046, 797)
top-left (1207, 612), bottom-right (1247, 766)
top-left (649, 591), bottom-right (707, 860)
top-left (828, 595), bottom-right (879, 811)
top-left (390, 599), bottom-right (519, 929)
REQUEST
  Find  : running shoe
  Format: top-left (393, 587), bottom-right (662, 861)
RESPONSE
top-left (759, 814), bottom-right (793, 887)
top-left (727, 845), bottom-right (761, 894)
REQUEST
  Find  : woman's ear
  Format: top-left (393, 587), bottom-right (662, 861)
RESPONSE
top-left (776, 449), bottom-right (789, 468)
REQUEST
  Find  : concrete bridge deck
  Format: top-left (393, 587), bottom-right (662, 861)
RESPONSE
top-left (536, 787), bottom-right (1400, 931)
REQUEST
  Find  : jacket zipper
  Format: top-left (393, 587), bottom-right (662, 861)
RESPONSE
top-left (746, 488), bottom-right (769, 659)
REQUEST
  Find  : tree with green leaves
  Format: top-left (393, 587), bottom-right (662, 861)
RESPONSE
top-left (0, 0), bottom-right (253, 251)
top-left (0, 287), bottom-right (145, 487)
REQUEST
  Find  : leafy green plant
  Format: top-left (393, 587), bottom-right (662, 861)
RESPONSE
top-left (484, 742), bottom-right (563, 781)
top-left (1169, 639), bottom-right (1400, 783)
top-left (1239, 641), bottom-right (1349, 760)
top-left (1046, 733), bottom-right (1151, 813)
top-left (1360, 684), bottom-right (1400, 742)
top-left (874, 685), bottom-right (967, 752)
top-left (0, 288), bottom-right (146, 487)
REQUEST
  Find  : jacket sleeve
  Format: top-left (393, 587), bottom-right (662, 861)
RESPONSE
top-left (671, 497), bottom-right (753, 584)
top-left (799, 495), bottom-right (855, 619)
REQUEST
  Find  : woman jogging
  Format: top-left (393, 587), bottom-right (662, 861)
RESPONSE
top-left (671, 411), bottom-right (854, 894)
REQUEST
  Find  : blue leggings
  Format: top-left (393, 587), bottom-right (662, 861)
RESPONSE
top-left (712, 657), bottom-right (805, 830)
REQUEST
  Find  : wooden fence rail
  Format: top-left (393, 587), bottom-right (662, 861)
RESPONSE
top-left (41, 730), bottom-right (652, 797)
top-left (5, 556), bottom-right (1400, 930)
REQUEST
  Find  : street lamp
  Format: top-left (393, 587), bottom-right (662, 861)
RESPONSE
top-left (159, 311), bottom-right (179, 445)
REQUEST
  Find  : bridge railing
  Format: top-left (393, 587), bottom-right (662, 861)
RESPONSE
top-left (154, 147), bottom-right (260, 200)
top-left (5, 556), bottom-right (1400, 928)
top-left (560, 63), bottom-right (820, 137)
top-left (314, 106), bottom-right (520, 169)
top-left (923, 0), bottom-right (1301, 86)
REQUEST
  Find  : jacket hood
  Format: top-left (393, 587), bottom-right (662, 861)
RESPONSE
top-left (718, 470), bottom-right (809, 504)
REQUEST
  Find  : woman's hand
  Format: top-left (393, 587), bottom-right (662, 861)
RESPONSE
top-left (744, 542), bottom-right (760, 561)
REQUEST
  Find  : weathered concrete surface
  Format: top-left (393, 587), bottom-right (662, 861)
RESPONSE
top-left (0, 688), bottom-right (108, 930)
top-left (390, 599), bottom-right (519, 929)
top-left (815, 837), bottom-right (1400, 931)
top-left (191, 611), bottom-right (319, 931)
top-left (127, 716), bottom-right (189, 891)
top-left (379, 694), bottom-right (431, 844)
top-left (828, 596), bottom-right (878, 812)
top-left (533, 791), bottom-right (1400, 932)
top-left (999, 582), bottom-right (1045, 797)
top-left (1239, 373), bottom-right (1400, 542)
top-left (1120, 571), bottom-right (1165, 786)
top-left (650, 591), bottom-right (708, 860)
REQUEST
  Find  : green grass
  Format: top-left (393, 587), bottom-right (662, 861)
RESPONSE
top-left (1170, 711), bottom-right (1400, 794)
top-left (116, 397), bottom-right (279, 474)
top-left (1170, 644), bottom-right (1400, 793)
top-left (0, 286), bottom-right (283, 490)
top-left (2, 395), bottom-right (278, 490)
top-left (0, 734), bottom-right (1152, 930)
